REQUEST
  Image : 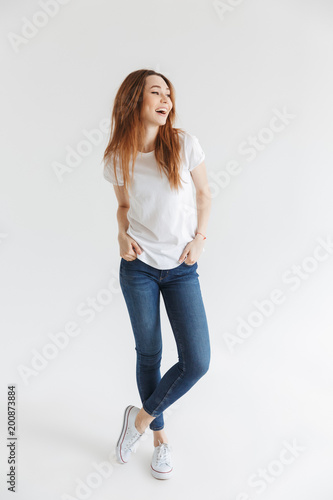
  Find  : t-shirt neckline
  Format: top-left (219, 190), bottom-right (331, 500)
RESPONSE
top-left (138, 150), bottom-right (155, 155)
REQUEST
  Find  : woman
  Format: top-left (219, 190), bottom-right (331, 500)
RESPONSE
top-left (103, 69), bottom-right (212, 480)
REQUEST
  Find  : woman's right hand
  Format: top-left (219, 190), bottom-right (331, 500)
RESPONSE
top-left (118, 232), bottom-right (142, 261)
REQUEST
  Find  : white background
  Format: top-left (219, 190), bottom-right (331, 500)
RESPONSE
top-left (1, 0), bottom-right (333, 499)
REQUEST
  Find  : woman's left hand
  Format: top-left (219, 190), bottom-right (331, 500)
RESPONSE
top-left (178, 236), bottom-right (205, 265)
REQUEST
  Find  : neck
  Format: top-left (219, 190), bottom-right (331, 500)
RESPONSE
top-left (140, 123), bottom-right (159, 152)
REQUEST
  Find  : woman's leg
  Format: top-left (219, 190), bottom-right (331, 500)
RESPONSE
top-left (141, 262), bottom-right (211, 419)
top-left (119, 258), bottom-right (165, 431)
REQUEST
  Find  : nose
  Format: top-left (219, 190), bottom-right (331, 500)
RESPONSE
top-left (160, 94), bottom-right (171, 109)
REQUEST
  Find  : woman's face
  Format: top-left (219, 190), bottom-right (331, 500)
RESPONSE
top-left (140, 75), bottom-right (173, 126)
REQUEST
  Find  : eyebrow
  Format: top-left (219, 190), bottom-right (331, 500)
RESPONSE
top-left (150, 85), bottom-right (170, 91)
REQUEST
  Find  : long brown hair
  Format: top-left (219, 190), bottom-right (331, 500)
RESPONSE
top-left (103, 69), bottom-right (186, 192)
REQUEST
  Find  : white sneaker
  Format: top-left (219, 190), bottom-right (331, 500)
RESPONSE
top-left (116, 405), bottom-right (144, 464)
top-left (150, 440), bottom-right (174, 479)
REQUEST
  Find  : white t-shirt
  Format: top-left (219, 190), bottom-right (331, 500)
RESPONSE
top-left (103, 130), bottom-right (205, 270)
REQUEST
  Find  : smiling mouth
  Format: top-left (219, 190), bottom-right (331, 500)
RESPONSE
top-left (156, 110), bottom-right (168, 115)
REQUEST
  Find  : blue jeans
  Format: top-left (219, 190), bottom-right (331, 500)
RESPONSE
top-left (119, 256), bottom-right (211, 431)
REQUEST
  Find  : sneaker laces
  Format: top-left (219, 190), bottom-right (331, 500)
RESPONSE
top-left (155, 441), bottom-right (172, 466)
top-left (124, 428), bottom-right (142, 453)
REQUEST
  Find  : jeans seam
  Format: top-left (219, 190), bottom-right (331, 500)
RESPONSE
top-left (149, 313), bottom-right (186, 416)
top-left (150, 425), bottom-right (164, 431)
top-left (142, 401), bottom-right (155, 417)
top-left (153, 370), bottom-right (185, 415)
top-left (137, 348), bottom-right (163, 422)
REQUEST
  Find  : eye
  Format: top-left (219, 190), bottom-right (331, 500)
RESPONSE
top-left (152, 92), bottom-right (171, 98)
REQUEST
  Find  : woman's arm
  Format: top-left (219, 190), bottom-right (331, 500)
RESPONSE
top-left (113, 185), bottom-right (142, 260)
top-left (113, 185), bottom-right (130, 236)
top-left (191, 161), bottom-right (212, 240)
top-left (178, 161), bottom-right (212, 264)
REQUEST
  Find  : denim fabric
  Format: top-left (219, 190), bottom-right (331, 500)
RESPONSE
top-left (119, 256), bottom-right (211, 431)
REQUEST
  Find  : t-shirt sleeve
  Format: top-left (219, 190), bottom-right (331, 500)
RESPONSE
top-left (103, 155), bottom-right (124, 186)
top-left (186, 134), bottom-right (205, 172)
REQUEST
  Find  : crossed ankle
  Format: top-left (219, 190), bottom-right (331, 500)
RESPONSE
top-left (134, 421), bottom-right (147, 434)
top-left (135, 408), bottom-right (156, 433)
